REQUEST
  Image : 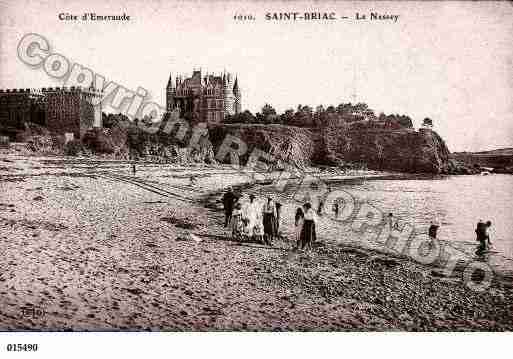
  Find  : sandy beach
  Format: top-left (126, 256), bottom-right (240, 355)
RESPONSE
top-left (1, 153), bottom-right (512, 331)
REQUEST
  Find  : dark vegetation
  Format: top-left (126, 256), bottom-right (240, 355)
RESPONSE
top-left (224, 102), bottom-right (414, 130)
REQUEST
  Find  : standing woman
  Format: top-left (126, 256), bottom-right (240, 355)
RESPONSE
top-left (294, 207), bottom-right (305, 250)
top-left (301, 203), bottom-right (317, 250)
top-left (262, 197), bottom-right (277, 245)
top-left (230, 202), bottom-right (244, 242)
top-left (243, 194), bottom-right (260, 241)
top-left (275, 202), bottom-right (282, 238)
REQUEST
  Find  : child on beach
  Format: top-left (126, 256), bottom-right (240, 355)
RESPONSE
top-left (253, 224), bottom-right (264, 244)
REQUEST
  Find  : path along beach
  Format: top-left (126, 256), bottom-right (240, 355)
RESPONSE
top-left (1, 154), bottom-right (512, 331)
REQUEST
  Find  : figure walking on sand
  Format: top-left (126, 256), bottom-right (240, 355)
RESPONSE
top-left (294, 207), bottom-right (305, 249)
top-left (300, 203), bottom-right (317, 250)
top-left (222, 187), bottom-right (237, 228)
top-left (262, 197), bottom-right (278, 245)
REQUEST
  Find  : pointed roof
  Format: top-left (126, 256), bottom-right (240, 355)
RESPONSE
top-left (233, 77), bottom-right (240, 95)
top-left (167, 74), bottom-right (174, 88)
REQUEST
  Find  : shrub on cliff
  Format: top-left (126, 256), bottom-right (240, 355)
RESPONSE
top-left (63, 139), bottom-right (84, 156)
top-left (82, 129), bottom-right (115, 154)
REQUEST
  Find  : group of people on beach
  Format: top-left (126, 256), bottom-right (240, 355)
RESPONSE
top-left (221, 187), bottom-right (496, 256)
top-left (222, 187), bottom-right (281, 245)
top-left (221, 187), bottom-right (317, 250)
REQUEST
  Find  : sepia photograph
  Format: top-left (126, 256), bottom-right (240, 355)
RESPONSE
top-left (0, 0), bottom-right (512, 356)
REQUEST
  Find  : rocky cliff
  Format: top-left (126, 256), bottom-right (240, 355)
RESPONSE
top-left (208, 124), bottom-right (455, 174)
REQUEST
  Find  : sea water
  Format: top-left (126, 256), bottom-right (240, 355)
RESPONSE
top-left (257, 174), bottom-right (513, 275)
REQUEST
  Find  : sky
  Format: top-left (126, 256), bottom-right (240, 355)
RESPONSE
top-left (0, 0), bottom-right (512, 152)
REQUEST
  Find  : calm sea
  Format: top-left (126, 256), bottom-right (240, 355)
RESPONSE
top-left (259, 174), bottom-right (513, 275)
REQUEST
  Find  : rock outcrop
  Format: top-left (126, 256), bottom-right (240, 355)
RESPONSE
top-left (208, 124), bottom-right (455, 174)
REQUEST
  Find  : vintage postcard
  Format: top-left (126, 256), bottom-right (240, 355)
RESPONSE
top-left (0, 0), bottom-right (512, 356)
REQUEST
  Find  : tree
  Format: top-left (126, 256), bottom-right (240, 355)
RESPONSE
top-left (422, 117), bottom-right (433, 128)
top-left (314, 105), bottom-right (326, 127)
top-left (257, 104), bottom-right (277, 124)
top-left (280, 109), bottom-right (295, 126)
top-left (397, 115), bottom-right (413, 128)
top-left (224, 110), bottom-right (256, 124)
top-left (294, 105), bottom-right (313, 127)
top-left (261, 103), bottom-right (276, 117)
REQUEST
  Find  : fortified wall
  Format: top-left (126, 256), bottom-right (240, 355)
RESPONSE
top-left (0, 86), bottom-right (102, 140)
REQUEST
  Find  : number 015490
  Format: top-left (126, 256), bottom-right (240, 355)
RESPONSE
top-left (6, 344), bottom-right (39, 352)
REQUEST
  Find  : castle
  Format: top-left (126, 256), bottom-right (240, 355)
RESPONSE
top-left (166, 70), bottom-right (241, 124)
top-left (0, 87), bottom-right (102, 141)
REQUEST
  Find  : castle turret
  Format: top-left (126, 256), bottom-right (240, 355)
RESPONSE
top-left (223, 72), bottom-right (235, 116)
top-left (166, 73), bottom-right (175, 111)
top-left (233, 77), bottom-right (241, 115)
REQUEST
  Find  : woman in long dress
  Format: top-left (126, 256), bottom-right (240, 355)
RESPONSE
top-left (230, 202), bottom-right (244, 241)
top-left (275, 202), bottom-right (282, 237)
top-left (300, 203), bottom-right (317, 250)
top-left (262, 197), bottom-right (277, 245)
top-left (243, 194), bottom-right (261, 241)
top-left (294, 207), bottom-right (304, 250)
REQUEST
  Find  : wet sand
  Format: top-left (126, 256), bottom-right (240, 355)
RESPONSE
top-left (1, 154), bottom-right (512, 331)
